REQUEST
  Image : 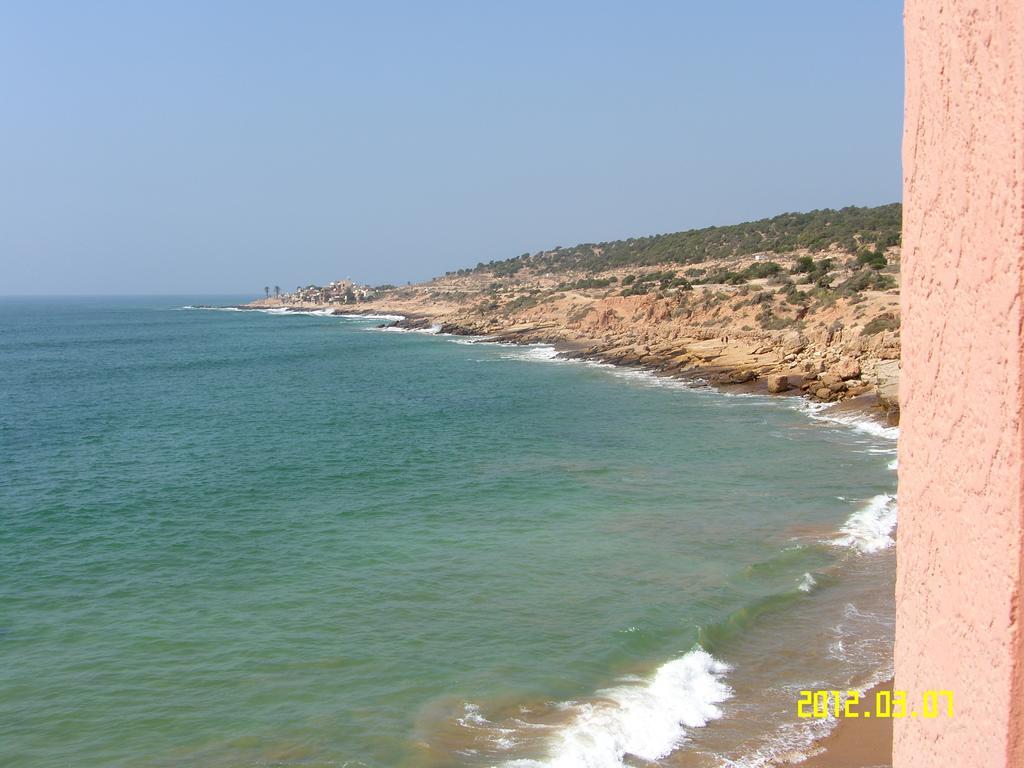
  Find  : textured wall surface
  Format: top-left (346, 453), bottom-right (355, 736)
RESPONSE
top-left (898, 1), bottom-right (1024, 765)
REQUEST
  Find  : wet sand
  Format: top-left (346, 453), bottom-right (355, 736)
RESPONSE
top-left (801, 679), bottom-right (893, 767)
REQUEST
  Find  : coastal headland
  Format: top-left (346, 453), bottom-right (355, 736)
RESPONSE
top-left (248, 205), bottom-right (902, 421)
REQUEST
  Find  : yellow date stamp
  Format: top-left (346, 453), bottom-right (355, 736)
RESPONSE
top-left (797, 689), bottom-right (953, 719)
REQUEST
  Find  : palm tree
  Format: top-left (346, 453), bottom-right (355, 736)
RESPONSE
top-left (264, 286), bottom-right (270, 298)
top-left (274, 285), bottom-right (281, 298)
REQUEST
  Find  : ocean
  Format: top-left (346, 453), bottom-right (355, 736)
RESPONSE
top-left (0, 297), bottom-right (897, 768)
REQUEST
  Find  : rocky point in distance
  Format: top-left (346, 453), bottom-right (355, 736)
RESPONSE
top-left (248, 204), bottom-right (903, 421)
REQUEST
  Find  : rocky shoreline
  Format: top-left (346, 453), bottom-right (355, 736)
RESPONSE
top-left (381, 312), bottom-right (899, 425)
top-left (243, 242), bottom-right (903, 425)
top-left (229, 298), bottom-right (900, 424)
top-left (229, 301), bottom-right (900, 423)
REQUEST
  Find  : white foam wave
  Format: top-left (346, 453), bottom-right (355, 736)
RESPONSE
top-left (723, 717), bottom-right (833, 768)
top-left (796, 401), bottom-right (899, 441)
top-left (376, 323), bottom-right (443, 334)
top-left (246, 307), bottom-right (334, 316)
top-left (504, 649), bottom-right (731, 768)
top-left (831, 494), bottom-right (898, 553)
top-left (450, 335), bottom-right (497, 345)
top-left (288, 308), bottom-right (339, 316)
top-left (601, 366), bottom-right (699, 391)
top-left (727, 662), bottom-right (895, 768)
top-left (517, 345), bottom-right (559, 361)
top-left (827, 604), bottom-right (896, 668)
top-left (888, 457), bottom-right (898, 471)
top-left (183, 305), bottom-right (341, 316)
top-left (481, 346), bottom-right (561, 364)
top-left (797, 572), bottom-right (817, 593)
top-left (402, 323), bottom-right (443, 334)
top-left (187, 305), bottom-right (402, 319)
top-left (337, 313), bottom-right (406, 321)
top-left (457, 703), bottom-right (521, 751)
top-left (451, 338), bottom-right (695, 390)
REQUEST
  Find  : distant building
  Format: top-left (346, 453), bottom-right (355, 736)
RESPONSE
top-left (286, 279), bottom-right (375, 304)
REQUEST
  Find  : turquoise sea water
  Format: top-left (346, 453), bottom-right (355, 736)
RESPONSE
top-left (0, 298), bottom-right (897, 768)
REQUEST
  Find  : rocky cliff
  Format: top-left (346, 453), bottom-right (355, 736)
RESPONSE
top-left (255, 242), bottom-right (902, 421)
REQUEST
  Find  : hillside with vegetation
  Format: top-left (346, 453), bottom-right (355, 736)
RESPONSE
top-left (464, 204), bottom-right (901, 276)
top-left (253, 203), bottom-right (903, 417)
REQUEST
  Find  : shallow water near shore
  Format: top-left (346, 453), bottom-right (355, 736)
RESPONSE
top-left (0, 297), bottom-right (896, 768)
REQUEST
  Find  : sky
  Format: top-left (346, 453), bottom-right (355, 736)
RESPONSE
top-left (0, 1), bottom-right (904, 296)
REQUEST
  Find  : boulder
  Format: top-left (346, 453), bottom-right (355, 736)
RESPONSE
top-left (729, 369), bottom-right (757, 384)
top-left (819, 373), bottom-right (844, 389)
top-left (780, 331), bottom-right (805, 355)
top-left (876, 378), bottom-right (900, 411)
top-left (832, 357), bottom-right (862, 380)
top-left (845, 382), bottom-right (873, 397)
top-left (874, 360), bottom-right (901, 413)
top-left (815, 387), bottom-right (834, 400)
top-left (767, 374), bottom-right (791, 394)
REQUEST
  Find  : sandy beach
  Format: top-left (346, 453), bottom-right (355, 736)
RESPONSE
top-left (802, 680), bottom-right (894, 768)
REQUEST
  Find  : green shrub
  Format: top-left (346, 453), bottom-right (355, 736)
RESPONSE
top-left (571, 277), bottom-right (614, 290)
top-left (792, 255), bottom-right (816, 273)
top-left (743, 261), bottom-right (782, 279)
top-left (785, 288), bottom-right (808, 305)
top-left (837, 269), bottom-right (896, 295)
top-left (757, 308), bottom-right (795, 330)
top-left (473, 204), bottom-right (901, 273)
top-left (861, 312), bottom-right (900, 336)
top-left (856, 249), bottom-right (888, 270)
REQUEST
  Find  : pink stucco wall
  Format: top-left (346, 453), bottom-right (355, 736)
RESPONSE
top-left (898, 1), bottom-right (1024, 765)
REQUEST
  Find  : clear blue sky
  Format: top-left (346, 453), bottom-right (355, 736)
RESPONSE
top-left (0, 1), bottom-right (903, 296)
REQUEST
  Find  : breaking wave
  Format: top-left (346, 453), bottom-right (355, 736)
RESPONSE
top-left (377, 323), bottom-right (443, 334)
top-left (493, 344), bottom-right (562, 362)
top-left (797, 401), bottom-right (899, 441)
top-left (831, 494), bottom-right (898, 553)
top-left (337, 313), bottom-right (406, 321)
top-left (181, 305), bottom-right (340, 317)
top-left (504, 649), bottom-right (731, 768)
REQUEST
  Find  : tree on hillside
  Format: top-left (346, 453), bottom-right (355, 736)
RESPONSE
top-left (274, 286), bottom-right (281, 298)
top-left (468, 203), bottom-right (903, 275)
top-left (264, 286), bottom-right (270, 298)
